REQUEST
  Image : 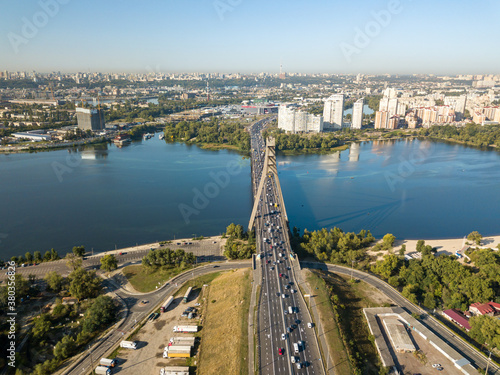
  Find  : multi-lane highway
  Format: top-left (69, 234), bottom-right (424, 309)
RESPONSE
top-left (249, 119), bottom-right (324, 375)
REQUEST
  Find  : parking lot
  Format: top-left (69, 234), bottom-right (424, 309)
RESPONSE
top-left (114, 293), bottom-right (202, 375)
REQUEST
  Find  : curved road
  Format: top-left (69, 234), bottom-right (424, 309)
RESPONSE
top-left (301, 261), bottom-right (499, 375)
top-left (63, 260), bottom-right (252, 375)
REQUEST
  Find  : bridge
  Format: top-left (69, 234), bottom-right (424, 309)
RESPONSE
top-left (248, 119), bottom-right (325, 375)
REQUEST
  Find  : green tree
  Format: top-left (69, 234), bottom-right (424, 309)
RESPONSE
top-left (50, 248), bottom-right (59, 261)
top-left (53, 335), bottom-right (76, 359)
top-left (72, 246), bottom-right (86, 257)
top-left (34, 251), bottom-right (42, 263)
top-left (25, 252), bottom-right (33, 264)
top-left (44, 271), bottom-right (65, 293)
top-left (68, 268), bottom-right (101, 300)
top-left (100, 254), bottom-right (118, 272)
top-left (81, 295), bottom-right (116, 333)
top-left (416, 240), bottom-right (426, 253)
top-left (43, 251), bottom-right (51, 262)
top-left (467, 231), bottom-right (482, 246)
top-left (399, 245), bottom-right (406, 257)
top-left (382, 233), bottom-right (396, 249)
top-left (32, 314), bottom-right (51, 341)
top-left (469, 315), bottom-right (500, 350)
top-left (65, 253), bottom-right (82, 270)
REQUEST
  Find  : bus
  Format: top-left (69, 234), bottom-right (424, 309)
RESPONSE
top-left (183, 287), bottom-right (192, 303)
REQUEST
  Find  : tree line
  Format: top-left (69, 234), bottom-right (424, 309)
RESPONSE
top-left (223, 223), bottom-right (255, 259)
top-left (420, 124), bottom-right (500, 148)
top-left (163, 119), bottom-right (251, 151)
top-left (141, 248), bottom-right (196, 269)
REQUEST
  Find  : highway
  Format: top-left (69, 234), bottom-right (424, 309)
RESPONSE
top-left (63, 260), bottom-right (251, 375)
top-left (250, 119), bottom-right (324, 375)
top-left (302, 262), bottom-right (500, 375)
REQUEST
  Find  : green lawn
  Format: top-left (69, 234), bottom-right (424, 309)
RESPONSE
top-left (122, 264), bottom-right (192, 293)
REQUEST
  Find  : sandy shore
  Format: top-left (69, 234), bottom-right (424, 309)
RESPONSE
top-left (395, 235), bottom-right (500, 255)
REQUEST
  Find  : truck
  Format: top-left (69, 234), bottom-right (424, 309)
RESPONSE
top-left (99, 358), bottom-right (117, 367)
top-left (160, 296), bottom-right (174, 313)
top-left (163, 348), bottom-right (191, 358)
top-left (120, 340), bottom-right (137, 349)
top-left (169, 337), bottom-right (196, 347)
top-left (94, 366), bottom-right (111, 375)
top-left (183, 287), bottom-right (192, 303)
top-left (173, 325), bottom-right (198, 333)
top-left (165, 345), bottom-right (192, 352)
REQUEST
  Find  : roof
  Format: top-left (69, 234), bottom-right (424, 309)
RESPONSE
top-left (470, 302), bottom-right (495, 315)
top-left (443, 309), bottom-right (471, 330)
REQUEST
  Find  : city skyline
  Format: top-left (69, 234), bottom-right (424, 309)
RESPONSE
top-left (1, 0), bottom-right (500, 74)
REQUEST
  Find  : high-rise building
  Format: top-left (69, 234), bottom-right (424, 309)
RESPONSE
top-left (388, 98), bottom-right (399, 116)
top-left (379, 97), bottom-right (389, 112)
top-left (444, 95), bottom-right (467, 119)
top-left (76, 107), bottom-right (105, 131)
top-left (388, 115), bottom-right (399, 130)
top-left (323, 94), bottom-right (344, 129)
top-left (375, 111), bottom-right (389, 129)
top-left (352, 98), bottom-right (364, 129)
top-left (278, 105), bottom-right (323, 133)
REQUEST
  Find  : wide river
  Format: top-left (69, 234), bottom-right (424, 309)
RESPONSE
top-left (1, 136), bottom-right (499, 259)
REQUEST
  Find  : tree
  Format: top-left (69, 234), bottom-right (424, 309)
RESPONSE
top-left (467, 231), bottom-right (482, 246)
top-left (44, 271), bottom-right (65, 293)
top-left (416, 240), bottom-right (426, 253)
top-left (100, 254), bottom-right (118, 272)
top-left (32, 314), bottom-right (51, 341)
top-left (382, 233), bottom-right (396, 250)
top-left (25, 252), bottom-right (33, 264)
top-left (43, 251), bottom-right (51, 262)
top-left (399, 245), bottom-right (406, 257)
top-left (469, 315), bottom-right (500, 350)
top-left (68, 268), bottom-right (101, 300)
top-left (72, 246), bottom-right (85, 257)
top-left (50, 248), bottom-right (59, 261)
top-left (65, 253), bottom-right (82, 270)
top-left (81, 295), bottom-right (116, 333)
top-left (53, 335), bottom-right (76, 359)
top-left (34, 251), bottom-right (42, 263)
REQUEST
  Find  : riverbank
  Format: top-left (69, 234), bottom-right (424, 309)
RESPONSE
top-left (396, 235), bottom-right (500, 255)
top-left (0, 137), bottom-right (109, 154)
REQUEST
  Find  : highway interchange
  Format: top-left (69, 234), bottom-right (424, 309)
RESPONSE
top-left (249, 119), bottom-right (324, 375)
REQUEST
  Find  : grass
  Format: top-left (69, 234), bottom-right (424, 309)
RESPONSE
top-left (173, 271), bottom-right (221, 298)
top-left (199, 143), bottom-right (245, 151)
top-left (197, 268), bottom-right (252, 375)
top-left (122, 264), bottom-right (192, 293)
top-left (305, 270), bottom-right (353, 375)
top-left (308, 270), bottom-right (388, 375)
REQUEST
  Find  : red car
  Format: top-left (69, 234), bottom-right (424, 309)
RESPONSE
top-left (279, 273), bottom-right (282, 277)
top-left (278, 348), bottom-right (284, 355)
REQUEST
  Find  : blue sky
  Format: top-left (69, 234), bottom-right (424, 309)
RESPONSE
top-left (1, 0), bottom-right (499, 74)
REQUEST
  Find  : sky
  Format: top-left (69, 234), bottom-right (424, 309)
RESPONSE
top-left (1, 0), bottom-right (499, 75)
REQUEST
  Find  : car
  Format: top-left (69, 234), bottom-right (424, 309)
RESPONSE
top-left (282, 294), bottom-right (286, 298)
top-left (296, 362), bottom-right (302, 369)
top-left (436, 369), bottom-right (443, 372)
top-left (213, 265), bottom-right (219, 268)
top-left (291, 289), bottom-right (296, 294)
top-left (276, 292), bottom-right (280, 297)
top-left (279, 273), bottom-right (283, 277)
top-left (291, 324), bottom-right (297, 329)
top-left (186, 307), bottom-right (195, 312)
top-left (181, 312), bottom-right (188, 317)
top-left (295, 319), bottom-right (301, 324)
top-left (432, 364), bottom-right (442, 368)
top-left (278, 348), bottom-right (283, 355)
top-left (270, 267), bottom-right (274, 271)
top-left (281, 333), bottom-right (286, 340)
top-left (289, 281), bottom-right (294, 285)
top-left (287, 327), bottom-right (292, 333)
top-left (307, 322), bottom-right (314, 328)
top-left (285, 285), bottom-right (290, 289)
top-left (291, 355), bottom-right (297, 363)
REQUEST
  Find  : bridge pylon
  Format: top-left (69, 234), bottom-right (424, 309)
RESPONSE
top-left (248, 137), bottom-right (288, 231)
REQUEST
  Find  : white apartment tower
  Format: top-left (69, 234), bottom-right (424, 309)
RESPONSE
top-left (323, 94), bottom-right (344, 129)
top-left (352, 98), bottom-right (364, 129)
top-left (278, 105), bottom-right (323, 133)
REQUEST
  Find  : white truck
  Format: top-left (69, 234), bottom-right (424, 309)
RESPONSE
top-left (120, 340), bottom-right (137, 349)
top-left (173, 325), bottom-right (198, 333)
top-left (94, 366), bottom-right (111, 375)
top-left (99, 358), bottom-right (117, 367)
top-left (160, 296), bottom-right (174, 313)
top-left (169, 337), bottom-right (196, 346)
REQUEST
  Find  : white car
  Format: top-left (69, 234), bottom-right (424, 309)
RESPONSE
top-left (281, 333), bottom-right (286, 340)
top-left (307, 322), bottom-right (314, 328)
top-left (432, 364), bottom-right (442, 368)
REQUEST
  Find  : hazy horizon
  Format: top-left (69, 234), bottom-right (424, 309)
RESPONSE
top-left (1, 0), bottom-right (499, 75)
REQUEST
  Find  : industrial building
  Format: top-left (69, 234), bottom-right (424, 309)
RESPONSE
top-left (383, 318), bottom-right (416, 353)
top-left (278, 105), bottom-right (323, 133)
top-left (76, 107), bottom-right (105, 131)
top-left (12, 130), bottom-right (52, 142)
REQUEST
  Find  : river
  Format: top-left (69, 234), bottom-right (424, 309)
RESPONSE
top-left (0, 137), bottom-right (499, 259)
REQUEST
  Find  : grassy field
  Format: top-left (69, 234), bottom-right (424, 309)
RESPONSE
top-left (305, 270), bottom-right (353, 375)
top-left (173, 270), bottom-right (222, 298)
top-left (122, 264), bottom-right (192, 293)
top-left (197, 268), bottom-right (252, 375)
top-left (199, 143), bottom-right (245, 151)
top-left (307, 269), bottom-right (390, 375)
